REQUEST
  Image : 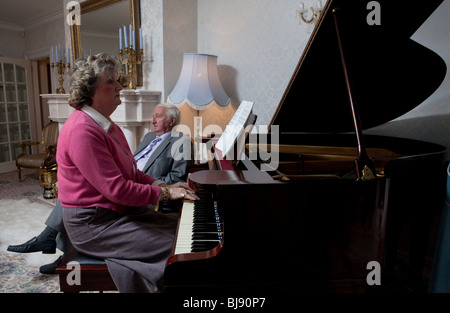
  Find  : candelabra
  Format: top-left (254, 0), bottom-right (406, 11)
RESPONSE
top-left (119, 46), bottom-right (143, 90)
top-left (51, 60), bottom-right (70, 94)
top-left (298, 1), bottom-right (323, 24)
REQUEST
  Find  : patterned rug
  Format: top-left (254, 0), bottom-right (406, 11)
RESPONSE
top-left (0, 169), bottom-right (62, 293)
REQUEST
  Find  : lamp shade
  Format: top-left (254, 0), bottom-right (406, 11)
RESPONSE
top-left (168, 53), bottom-right (230, 110)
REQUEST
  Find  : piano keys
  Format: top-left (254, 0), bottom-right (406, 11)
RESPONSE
top-left (173, 194), bottom-right (223, 255)
top-left (164, 0), bottom-right (448, 293)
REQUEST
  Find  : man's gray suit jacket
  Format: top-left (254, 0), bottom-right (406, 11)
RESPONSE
top-left (134, 131), bottom-right (193, 185)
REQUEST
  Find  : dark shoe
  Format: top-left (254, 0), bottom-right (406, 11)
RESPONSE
top-left (39, 256), bottom-right (63, 275)
top-left (7, 237), bottom-right (56, 254)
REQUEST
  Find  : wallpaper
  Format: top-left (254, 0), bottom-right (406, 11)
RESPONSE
top-left (197, 0), bottom-right (311, 128)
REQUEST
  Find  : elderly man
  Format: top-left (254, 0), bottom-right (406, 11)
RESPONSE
top-left (7, 103), bottom-right (192, 274)
top-left (135, 103), bottom-right (192, 185)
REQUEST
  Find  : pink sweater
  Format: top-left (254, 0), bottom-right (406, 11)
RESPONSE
top-left (56, 109), bottom-right (161, 214)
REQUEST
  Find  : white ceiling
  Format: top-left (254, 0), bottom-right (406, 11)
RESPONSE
top-left (0, 0), bottom-right (130, 33)
top-left (0, 0), bottom-right (63, 30)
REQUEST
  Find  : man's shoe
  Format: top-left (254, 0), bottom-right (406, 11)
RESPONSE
top-left (39, 256), bottom-right (63, 275)
top-left (7, 237), bottom-right (56, 254)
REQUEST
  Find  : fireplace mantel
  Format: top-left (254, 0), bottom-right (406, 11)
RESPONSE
top-left (41, 90), bottom-right (161, 152)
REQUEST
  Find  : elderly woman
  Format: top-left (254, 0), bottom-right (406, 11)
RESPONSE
top-left (57, 53), bottom-right (198, 292)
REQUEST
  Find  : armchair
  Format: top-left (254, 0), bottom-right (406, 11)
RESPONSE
top-left (15, 122), bottom-right (59, 182)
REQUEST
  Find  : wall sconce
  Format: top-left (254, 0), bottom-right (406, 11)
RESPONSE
top-left (298, 0), bottom-right (323, 24)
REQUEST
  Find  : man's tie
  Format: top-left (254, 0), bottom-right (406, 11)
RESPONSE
top-left (135, 136), bottom-right (162, 161)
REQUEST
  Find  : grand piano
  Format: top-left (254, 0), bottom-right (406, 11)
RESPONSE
top-left (164, 0), bottom-right (448, 293)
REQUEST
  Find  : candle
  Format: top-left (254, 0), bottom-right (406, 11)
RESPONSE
top-left (55, 46), bottom-right (59, 62)
top-left (68, 47), bottom-right (71, 64)
top-left (317, 0), bottom-right (322, 9)
top-left (123, 25), bottom-right (128, 47)
top-left (129, 24), bottom-right (132, 47)
top-left (139, 28), bottom-right (143, 49)
top-left (82, 48), bottom-right (85, 59)
top-left (119, 28), bottom-right (123, 50)
top-left (59, 45), bottom-right (61, 62)
top-left (132, 29), bottom-right (135, 48)
top-left (51, 47), bottom-right (54, 63)
top-left (300, 2), bottom-right (304, 11)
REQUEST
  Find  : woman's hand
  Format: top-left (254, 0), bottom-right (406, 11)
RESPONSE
top-left (168, 182), bottom-right (198, 200)
top-left (168, 187), bottom-right (199, 201)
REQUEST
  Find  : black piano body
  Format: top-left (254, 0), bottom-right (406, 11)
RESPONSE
top-left (164, 0), bottom-right (448, 293)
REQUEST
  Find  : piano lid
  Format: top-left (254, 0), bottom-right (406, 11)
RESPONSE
top-left (271, 0), bottom-right (446, 134)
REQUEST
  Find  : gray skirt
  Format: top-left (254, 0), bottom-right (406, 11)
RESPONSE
top-left (62, 206), bottom-right (177, 293)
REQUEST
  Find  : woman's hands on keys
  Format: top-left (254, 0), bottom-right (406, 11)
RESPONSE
top-left (168, 182), bottom-right (199, 201)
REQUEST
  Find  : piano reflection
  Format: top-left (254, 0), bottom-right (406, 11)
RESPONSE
top-left (164, 0), bottom-right (448, 293)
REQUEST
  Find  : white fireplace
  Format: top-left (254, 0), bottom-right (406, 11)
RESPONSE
top-left (41, 90), bottom-right (161, 152)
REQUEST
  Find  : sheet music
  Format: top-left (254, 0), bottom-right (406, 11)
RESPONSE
top-left (215, 100), bottom-right (254, 158)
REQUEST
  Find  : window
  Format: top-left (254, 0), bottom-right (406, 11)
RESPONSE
top-left (0, 58), bottom-right (36, 173)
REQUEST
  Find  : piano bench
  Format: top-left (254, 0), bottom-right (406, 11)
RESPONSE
top-left (56, 249), bottom-right (117, 293)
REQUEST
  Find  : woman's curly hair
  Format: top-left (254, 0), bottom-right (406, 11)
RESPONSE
top-left (68, 53), bottom-right (121, 109)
